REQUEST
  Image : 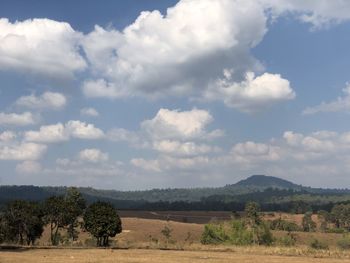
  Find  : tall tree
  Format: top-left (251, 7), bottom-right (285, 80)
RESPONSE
top-left (3, 200), bottom-right (44, 245)
top-left (43, 196), bottom-right (68, 245)
top-left (302, 212), bottom-right (316, 232)
top-left (84, 201), bottom-right (122, 247)
top-left (65, 188), bottom-right (86, 241)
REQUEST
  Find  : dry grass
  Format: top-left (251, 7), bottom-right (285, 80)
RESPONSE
top-left (1, 248), bottom-right (350, 263)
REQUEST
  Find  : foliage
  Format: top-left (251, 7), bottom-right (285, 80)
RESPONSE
top-left (201, 219), bottom-right (273, 246)
top-left (331, 204), bottom-right (350, 230)
top-left (309, 238), bottom-right (328, 250)
top-left (228, 220), bottom-right (253, 245)
top-left (317, 210), bottom-right (330, 232)
top-left (244, 202), bottom-right (261, 226)
top-left (302, 212), bottom-right (316, 232)
top-left (83, 201), bottom-right (122, 247)
top-left (276, 233), bottom-right (297, 247)
top-left (161, 224), bottom-right (173, 246)
top-left (43, 196), bottom-right (69, 245)
top-left (269, 218), bottom-right (300, 231)
top-left (337, 235), bottom-right (350, 250)
top-left (1, 200), bottom-right (44, 245)
top-left (201, 223), bottom-right (228, 244)
top-left (255, 222), bottom-right (274, 246)
top-left (65, 188), bottom-right (86, 241)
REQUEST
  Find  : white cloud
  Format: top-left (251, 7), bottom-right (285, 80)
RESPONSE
top-left (153, 140), bottom-right (217, 156)
top-left (262, 0), bottom-right (350, 29)
top-left (24, 123), bottom-right (68, 143)
top-left (129, 129), bottom-right (350, 187)
top-left (0, 112), bottom-right (36, 126)
top-left (16, 161), bottom-right (42, 174)
top-left (80, 107), bottom-right (99, 117)
top-left (0, 18), bottom-right (86, 77)
top-left (0, 142), bottom-right (47, 161)
top-left (0, 131), bottom-right (16, 141)
top-left (204, 71), bottom-right (295, 112)
top-left (82, 79), bottom-right (123, 99)
top-left (15, 91), bottom-right (67, 110)
top-left (303, 84), bottom-right (350, 115)
top-left (141, 108), bottom-right (219, 140)
top-left (81, 0), bottom-right (269, 104)
top-left (79, 148), bottom-right (109, 163)
top-left (24, 120), bottom-right (104, 143)
top-left (65, 120), bottom-right (104, 139)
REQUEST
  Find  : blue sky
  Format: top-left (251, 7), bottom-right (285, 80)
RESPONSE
top-left (1, 0), bottom-right (350, 189)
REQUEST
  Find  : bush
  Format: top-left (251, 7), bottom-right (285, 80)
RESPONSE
top-left (327, 228), bottom-right (347, 234)
top-left (309, 239), bottom-right (328, 250)
top-left (228, 220), bottom-right (253, 245)
top-left (269, 218), bottom-right (300, 232)
top-left (337, 235), bottom-right (350, 250)
top-left (201, 223), bottom-right (228, 244)
top-left (256, 222), bottom-right (274, 246)
top-left (276, 233), bottom-right (297, 247)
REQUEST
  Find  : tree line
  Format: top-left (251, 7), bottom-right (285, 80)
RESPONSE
top-left (0, 188), bottom-right (122, 247)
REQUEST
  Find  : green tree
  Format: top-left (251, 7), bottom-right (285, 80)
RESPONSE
top-left (317, 210), bottom-right (330, 232)
top-left (83, 201), bottom-right (122, 247)
top-left (331, 204), bottom-right (350, 230)
top-left (65, 188), bottom-right (86, 241)
top-left (44, 196), bottom-right (69, 245)
top-left (245, 202), bottom-right (261, 226)
top-left (302, 212), bottom-right (316, 232)
top-left (3, 200), bottom-right (44, 245)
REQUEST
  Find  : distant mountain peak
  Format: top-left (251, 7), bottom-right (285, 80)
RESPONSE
top-left (235, 175), bottom-right (300, 189)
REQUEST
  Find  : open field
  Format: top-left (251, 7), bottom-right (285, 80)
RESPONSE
top-left (34, 216), bottom-right (344, 248)
top-left (1, 248), bottom-right (350, 263)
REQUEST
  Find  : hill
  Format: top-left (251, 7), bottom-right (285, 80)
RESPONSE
top-left (1, 175), bottom-right (350, 211)
top-left (234, 175), bottom-right (302, 190)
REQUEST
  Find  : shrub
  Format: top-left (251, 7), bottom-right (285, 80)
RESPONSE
top-left (269, 218), bottom-right (300, 232)
top-left (309, 238), bottom-right (328, 250)
top-left (337, 235), bottom-right (350, 250)
top-left (228, 220), bottom-right (253, 245)
top-left (256, 222), bottom-right (274, 246)
top-left (327, 228), bottom-right (347, 234)
top-left (276, 233), bottom-right (297, 247)
top-left (201, 223), bottom-right (228, 244)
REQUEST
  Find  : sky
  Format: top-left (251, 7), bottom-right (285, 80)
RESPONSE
top-left (1, 0), bottom-right (350, 190)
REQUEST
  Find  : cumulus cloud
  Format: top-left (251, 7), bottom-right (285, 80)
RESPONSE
top-left (262, 0), bottom-right (350, 29)
top-left (141, 108), bottom-right (220, 140)
top-left (0, 131), bottom-right (16, 141)
top-left (0, 142), bottom-right (47, 161)
top-left (204, 71), bottom-right (295, 112)
top-left (15, 92), bottom-right (67, 110)
top-left (16, 161), bottom-right (42, 174)
top-left (80, 107), bottom-right (99, 117)
top-left (24, 120), bottom-right (104, 143)
top-left (0, 18), bottom-right (86, 77)
top-left (303, 84), bottom-right (350, 115)
top-left (131, 129), bottom-right (350, 187)
top-left (65, 120), bottom-right (104, 139)
top-left (81, 0), bottom-right (270, 105)
top-left (0, 112), bottom-right (36, 126)
top-left (152, 140), bottom-right (218, 156)
top-left (79, 148), bottom-right (109, 163)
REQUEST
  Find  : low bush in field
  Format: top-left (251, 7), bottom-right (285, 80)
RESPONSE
top-left (337, 235), bottom-right (350, 250)
top-left (309, 238), bottom-right (328, 250)
top-left (276, 233), bottom-right (297, 247)
top-left (269, 218), bottom-right (300, 232)
top-left (201, 223), bottom-right (228, 244)
top-left (327, 228), bottom-right (347, 234)
top-left (201, 219), bottom-right (273, 246)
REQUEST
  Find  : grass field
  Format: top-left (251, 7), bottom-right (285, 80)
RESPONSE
top-left (2, 213), bottom-right (350, 262)
top-left (1, 248), bottom-right (350, 263)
